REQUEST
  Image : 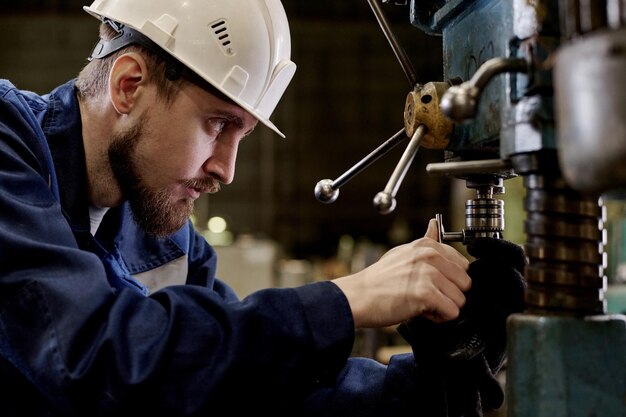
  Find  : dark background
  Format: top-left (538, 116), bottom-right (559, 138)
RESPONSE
top-left (0, 0), bottom-right (451, 259)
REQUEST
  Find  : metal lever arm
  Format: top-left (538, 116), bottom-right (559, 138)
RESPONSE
top-left (373, 124), bottom-right (427, 214)
top-left (366, 0), bottom-right (418, 86)
top-left (314, 129), bottom-right (407, 203)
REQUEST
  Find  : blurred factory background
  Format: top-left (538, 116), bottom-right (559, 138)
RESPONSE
top-left (0, 0), bottom-right (464, 295)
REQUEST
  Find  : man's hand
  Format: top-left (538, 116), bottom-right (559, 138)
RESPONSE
top-left (332, 218), bottom-right (471, 329)
top-left (397, 236), bottom-right (527, 416)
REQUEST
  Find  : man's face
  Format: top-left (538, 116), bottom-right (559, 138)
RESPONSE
top-left (108, 82), bottom-right (258, 237)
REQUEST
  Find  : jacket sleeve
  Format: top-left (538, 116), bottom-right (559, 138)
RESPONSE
top-left (298, 353), bottom-right (425, 417)
top-left (0, 98), bottom-right (357, 415)
top-left (185, 228), bottom-right (430, 417)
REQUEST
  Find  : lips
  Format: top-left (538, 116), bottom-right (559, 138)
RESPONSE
top-left (182, 178), bottom-right (220, 198)
top-left (193, 186), bottom-right (212, 194)
top-left (186, 187), bottom-right (201, 199)
top-left (186, 185), bottom-right (217, 199)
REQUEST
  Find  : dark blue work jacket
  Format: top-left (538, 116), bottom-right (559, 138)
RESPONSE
top-left (0, 79), bottom-right (418, 416)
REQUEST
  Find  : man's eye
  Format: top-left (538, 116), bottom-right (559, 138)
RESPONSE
top-left (208, 119), bottom-right (226, 135)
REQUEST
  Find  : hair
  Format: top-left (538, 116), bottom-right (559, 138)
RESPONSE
top-left (75, 22), bottom-right (186, 106)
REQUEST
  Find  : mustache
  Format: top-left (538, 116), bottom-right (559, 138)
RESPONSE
top-left (183, 177), bottom-right (221, 193)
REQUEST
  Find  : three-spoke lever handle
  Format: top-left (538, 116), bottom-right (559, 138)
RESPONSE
top-left (314, 129), bottom-right (408, 204)
top-left (315, 1), bottom-right (427, 212)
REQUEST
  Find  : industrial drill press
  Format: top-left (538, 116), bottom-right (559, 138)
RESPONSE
top-left (315, 1), bottom-right (626, 415)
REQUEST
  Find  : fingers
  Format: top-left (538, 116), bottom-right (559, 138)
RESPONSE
top-left (422, 307), bottom-right (457, 323)
top-left (418, 221), bottom-right (470, 271)
top-left (333, 220), bottom-right (473, 328)
top-left (402, 227), bottom-right (472, 320)
top-left (435, 250), bottom-right (472, 293)
top-left (424, 217), bottom-right (439, 240)
top-left (412, 241), bottom-right (471, 292)
top-left (435, 268), bottom-right (468, 308)
top-left (419, 264), bottom-right (469, 322)
top-left (386, 239), bottom-right (471, 294)
top-left (422, 291), bottom-right (462, 323)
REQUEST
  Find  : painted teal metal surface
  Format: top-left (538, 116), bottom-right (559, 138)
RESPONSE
top-left (440, 0), bottom-right (512, 154)
top-left (409, 0), bottom-right (557, 158)
top-left (407, 1), bottom-right (625, 416)
top-left (507, 314), bottom-right (626, 417)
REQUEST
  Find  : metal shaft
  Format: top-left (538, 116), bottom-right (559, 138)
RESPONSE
top-left (333, 128), bottom-right (406, 190)
top-left (373, 124), bottom-right (426, 214)
top-left (314, 129), bottom-right (407, 203)
top-left (366, 0), bottom-right (418, 86)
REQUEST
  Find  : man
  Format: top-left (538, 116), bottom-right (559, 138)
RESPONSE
top-left (0, 0), bottom-right (525, 415)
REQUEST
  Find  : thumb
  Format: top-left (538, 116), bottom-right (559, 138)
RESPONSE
top-left (425, 218), bottom-right (439, 240)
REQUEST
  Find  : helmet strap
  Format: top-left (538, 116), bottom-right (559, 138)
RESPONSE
top-left (88, 18), bottom-right (233, 104)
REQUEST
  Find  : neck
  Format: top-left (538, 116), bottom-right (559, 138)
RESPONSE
top-left (78, 94), bottom-right (124, 208)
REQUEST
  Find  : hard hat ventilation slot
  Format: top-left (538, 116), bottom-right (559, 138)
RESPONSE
top-left (210, 19), bottom-right (234, 55)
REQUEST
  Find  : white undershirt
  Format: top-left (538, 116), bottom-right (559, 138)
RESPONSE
top-left (89, 205), bottom-right (110, 235)
top-left (87, 205), bottom-right (189, 292)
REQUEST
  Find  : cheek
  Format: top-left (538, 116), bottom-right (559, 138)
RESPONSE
top-left (155, 127), bottom-right (212, 176)
top-left (134, 130), bottom-right (198, 183)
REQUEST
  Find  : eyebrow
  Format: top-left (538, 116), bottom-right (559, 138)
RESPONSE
top-left (213, 110), bottom-right (244, 128)
top-left (213, 110), bottom-right (256, 136)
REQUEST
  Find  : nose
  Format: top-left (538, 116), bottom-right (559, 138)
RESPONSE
top-left (202, 136), bottom-right (240, 184)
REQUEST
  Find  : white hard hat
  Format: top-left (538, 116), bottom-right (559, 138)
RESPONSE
top-left (84, 0), bottom-right (296, 138)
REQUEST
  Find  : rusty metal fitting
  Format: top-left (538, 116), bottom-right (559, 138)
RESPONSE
top-left (403, 81), bottom-right (455, 149)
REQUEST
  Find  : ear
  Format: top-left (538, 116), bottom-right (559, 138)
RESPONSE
top-left (109, 52), bottom-right (148, 115)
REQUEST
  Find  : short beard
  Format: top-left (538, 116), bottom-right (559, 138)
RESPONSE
top-left (108, 114), bottom-right (195, 238)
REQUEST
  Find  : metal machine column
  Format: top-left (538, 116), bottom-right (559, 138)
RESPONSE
top-left (315, 1), bottom-right (626, 414)
top-left (410, 1), bottom-right (626, 415)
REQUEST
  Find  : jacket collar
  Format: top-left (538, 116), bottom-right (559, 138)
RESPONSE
top-left (43, 79), bottom-right (91, 234)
